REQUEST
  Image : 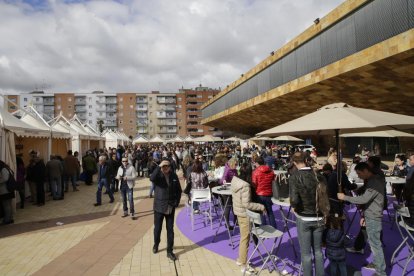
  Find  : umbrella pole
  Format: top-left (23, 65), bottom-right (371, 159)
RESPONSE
top-left (335, 129), bottom-right (343, 193)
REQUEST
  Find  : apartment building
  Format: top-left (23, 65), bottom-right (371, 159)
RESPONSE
top-left (176, 85), bottom-right (220, 137)
top-left (7, 86), bottom-right (216, 139)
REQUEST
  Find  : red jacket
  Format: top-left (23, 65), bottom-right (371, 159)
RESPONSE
top-left (252, 165), bottom-right (275, 196)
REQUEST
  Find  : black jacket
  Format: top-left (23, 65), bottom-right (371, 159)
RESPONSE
top-left (289, 168), bottom-right (321, 217)
top-left (97, 162), bottom-right (112, 182)
top-left (150, 166), bottom-right (182, 214)
top-left (325, 228), bottom-right (346, 262)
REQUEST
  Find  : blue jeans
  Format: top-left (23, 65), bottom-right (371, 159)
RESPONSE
top-left (193, 201), bottom-right (200, 210)
top-left (257, 195), bottom-right (277, 229)
top-left (50, 176), bottom-right (62, 199)
top-left (149, 182), bottom-right (155, 196)
top-left (365, 217), bottom-right (386, 275)
top-left (96, 178), bottom-right (114, 204)
top-left (296, 218), bottom-right (324, 276)
top-left (329, 260), bottom-right (346, 276)
top-left (120, 183), bottom-right (134, 215)
top-left (65, 174), bottom-right (76, 190)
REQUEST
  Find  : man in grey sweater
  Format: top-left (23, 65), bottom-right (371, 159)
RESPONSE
top-left (338, 162), bottom-right (386, 276)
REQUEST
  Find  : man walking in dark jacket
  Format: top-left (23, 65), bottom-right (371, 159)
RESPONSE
top-left (94, 156), bottom-right (114, 206)
top-left (150, 159), bottom-right (182, 261)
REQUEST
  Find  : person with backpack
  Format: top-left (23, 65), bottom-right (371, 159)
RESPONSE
top-left (0, 160), bottom-right (15, 224)
top-left (289, 152), bottom-right (329, 276)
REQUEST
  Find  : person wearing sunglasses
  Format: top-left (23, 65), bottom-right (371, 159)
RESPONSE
top-left (150, 159), bottom-right (182, 261)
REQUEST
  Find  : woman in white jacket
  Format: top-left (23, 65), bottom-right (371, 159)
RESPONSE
top-left (116, 157), bottom-right (138, 219)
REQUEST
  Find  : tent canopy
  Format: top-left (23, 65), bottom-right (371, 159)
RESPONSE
top-left (193, 135), bottom-right (222, 142)
top-left (0, 108), bottom-right (50, 138)
top-left (133, 136), bottom-right (149, 144)
top-left (149, 135), bottom-right (165, 143)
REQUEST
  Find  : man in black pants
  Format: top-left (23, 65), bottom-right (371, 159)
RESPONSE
top-left (150, 159), bottom-right (182, 261)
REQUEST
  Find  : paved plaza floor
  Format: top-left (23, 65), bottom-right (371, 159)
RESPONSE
top-left (0, 174), bottom-right (276, 276)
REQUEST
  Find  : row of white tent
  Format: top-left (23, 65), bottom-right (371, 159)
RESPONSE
top-left (0, 107), bottom-right (130, 172)
top-left (132, 134), bottom-right (308, 145)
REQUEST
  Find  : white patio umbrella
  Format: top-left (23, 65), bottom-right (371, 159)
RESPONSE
top-left (273, 135), bottom-right (304, 141)
top-left (251, 136), bottom-right (273, 141)
top-left (340, 130), bottom-right (414, 138)
top-left (257, 103), bottom-right (414, 190)
top-left (225, 136), bottom-right (241, 142)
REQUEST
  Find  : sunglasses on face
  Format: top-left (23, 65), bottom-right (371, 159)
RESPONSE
top-left (122, 161), bottom-right (128, 163)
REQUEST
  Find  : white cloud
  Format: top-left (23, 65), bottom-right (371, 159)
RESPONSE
top-left (0, 0), bottom-right (344, 94)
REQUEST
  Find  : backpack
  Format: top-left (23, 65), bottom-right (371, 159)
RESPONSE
top-left (5, 167), bottom-right (17, 193)
top-left (314, 171), bottom-right (330, 222)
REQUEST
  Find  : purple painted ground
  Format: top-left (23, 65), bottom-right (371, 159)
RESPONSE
top-left (177, 198), bottom-right (413, 275)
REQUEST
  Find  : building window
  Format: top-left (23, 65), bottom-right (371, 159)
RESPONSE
top-left (129, 120), bottom-right (133, 123)
top-left (88, 97), bottom-right (92, 101)
top-left (57, 98), bottom-right (61, 102)
top-left (68, 105), bottom-right (72, 109)
top-left (130, 105), bottom-right (133, 109)
top-left (24, 98), bottom-right (27, 102)
top-left (119, 104), bottom-right (123, 109)
top-left (130, 97), bottom-right (132, 100)
top-left (120, 98), bottom-right (123, 102)
top-left (36, 98), bottom-right (39, 102)
top-left (57, 105), bottom-right (61, 110)
top-left (89, 113), bottom-right (92, 116)
top-left (120, 120), bottom-right (123, 124)
top-left (68, 98), bottom-right (72, 101)
top-left (89, 120), bottom-right (92, 124)
top-left (89, 105), bottom-right (92, 108)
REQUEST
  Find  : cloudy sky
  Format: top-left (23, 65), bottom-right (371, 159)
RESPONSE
top-left (0, 0), bottom-right (344, 94)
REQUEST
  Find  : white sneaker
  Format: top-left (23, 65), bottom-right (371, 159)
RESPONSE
top-left (241, 265), bottom-right (256, 275)
top-left (236, 260), bottom-right (250, 266)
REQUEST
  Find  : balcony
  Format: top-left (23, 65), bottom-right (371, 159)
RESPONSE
top-left (137, 119), bottom-right (148, 126)
top-left (159, 127), bottom-right (177, 133)
top-left (157, 97), bottom-right (176, 104)
top-left (77, 113), bottom-right (87, 120)
top-left (75, 106), bottom-right (86, 112)
top-left (105, 97), bottom-right (117, 104)
top-left (136, 105), bottom-right (148, 111)
top-left (43, 99), bottom-right (55, 106)
top-left (136, 97), bottom-right (147, 104)
top-left (96, 98), bottom-right (106, 104)
top-left (44, 106), bottom-right (54, 113)
top-left (106, 107), bottom-right (117, 112)
top-left (105, 120), bottom-right (117, 127)
top-left (137, 127), bottom-right (148, 134)
top-left (158, 119), bottom-right (176, 126)
top-left (186, 94), bottom-right (197, 98)
top-left (156, 111), bottom-right (176, 119)
top-left (137, 112), bottom-right (148, 119)
top-left (159, 105), bottom-right (176, 111)
top-left (95, 104), bottom-right (105, 111)
top-left (75, 97), bottom-right (86, 105)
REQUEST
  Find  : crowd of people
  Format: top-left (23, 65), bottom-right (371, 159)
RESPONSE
top-left (1, 141), bottom-right (414, 275)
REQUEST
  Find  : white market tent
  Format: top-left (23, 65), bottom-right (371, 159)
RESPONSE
top-left (133, 135), bottom-right (149, 144)
top-left (0, 107), bottom-right (51, 172)
top-left (193, 135), bottom-right (222, 143)
top-left (184, 136), bottom-right (194, 142)
top-left (166, 135), bottom-right (184, 143)
top-left (149, 135), bottom-right (165, 143)
top-left (18, 107), bottom-right (71, 162)
top-left (103, 129), bottom-right (120, 149)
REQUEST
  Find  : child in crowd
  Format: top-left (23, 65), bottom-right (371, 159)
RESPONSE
top-left (326, 215), bottom-right (346, 276)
